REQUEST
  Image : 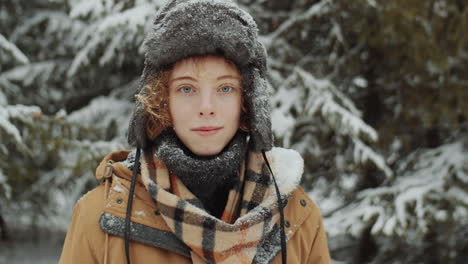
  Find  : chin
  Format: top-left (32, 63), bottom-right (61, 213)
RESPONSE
top-left (191, 145), bottom-right (223, 157)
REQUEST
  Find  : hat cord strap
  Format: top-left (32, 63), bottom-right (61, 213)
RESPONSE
top-left (262, 150), bottom-right (287, 264)
top-left (125, 147), bottom-right (141, 264)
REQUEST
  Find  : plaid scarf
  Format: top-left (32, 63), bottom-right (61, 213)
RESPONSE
top-left (140, 147), bottom-right (297, 264)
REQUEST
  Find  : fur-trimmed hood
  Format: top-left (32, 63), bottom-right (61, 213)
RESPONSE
top-left (96, 147), bottom-right (304, 194)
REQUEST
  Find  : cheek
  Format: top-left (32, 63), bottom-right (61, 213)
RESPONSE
top-left (169, 97), bottom-right (186, 126)
top-left (224, 97), bottom-right (242, 123)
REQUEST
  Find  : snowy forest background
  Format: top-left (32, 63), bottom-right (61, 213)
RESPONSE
top-left (1, 0), bottom-right (467, 263)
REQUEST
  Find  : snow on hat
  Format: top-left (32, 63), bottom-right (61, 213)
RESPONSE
top-left (127, 0), bottom-right (272, 152)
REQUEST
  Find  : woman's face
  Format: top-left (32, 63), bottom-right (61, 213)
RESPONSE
top-left (168, 56), bottom-right (242, 156)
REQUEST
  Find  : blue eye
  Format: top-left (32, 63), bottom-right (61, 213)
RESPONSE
top-left (180, 87), bottom-right (193, 93)
top-left (220, 86), bottom-right (233, 93)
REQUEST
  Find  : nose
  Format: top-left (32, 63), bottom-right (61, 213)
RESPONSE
top-left (199, 91), bottom-right (215, 117)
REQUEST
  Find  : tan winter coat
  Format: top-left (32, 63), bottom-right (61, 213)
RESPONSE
top-left (59, 150), bottom-right (331, 264)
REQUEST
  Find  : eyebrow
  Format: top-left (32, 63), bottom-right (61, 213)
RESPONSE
top-left (169, 75), bottom-right (241, 85)
top-left (216, 75), bottom-right (241, 81)
top-left (169, 76), bottom-right (197, 85)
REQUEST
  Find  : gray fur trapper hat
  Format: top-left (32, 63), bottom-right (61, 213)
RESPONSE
top-left (127, 0), bottom-right (272, 153)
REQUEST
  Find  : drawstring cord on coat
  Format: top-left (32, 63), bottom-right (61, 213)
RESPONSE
top-left (262, 150), bottom-right (287, 264)
top-left (124, 148), bottom-right (286, 264)
top-left (102, 160), bottom-right (114, 264)
top-left (125, 147), bottom-right (141, 264)
top-left (103, 179), bottom-right (110, 264)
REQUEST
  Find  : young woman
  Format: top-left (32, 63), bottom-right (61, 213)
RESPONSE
top-left (59, 0), bottom-right (330, 263)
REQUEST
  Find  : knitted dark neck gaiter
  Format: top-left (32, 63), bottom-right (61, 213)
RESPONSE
top-left (154, 129), bottom-right (248, 216)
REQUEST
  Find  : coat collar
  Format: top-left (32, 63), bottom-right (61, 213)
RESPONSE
top-left (95, 147), bottom-right (305, 195)
top-left (269, 147), bottom-right (304, 194)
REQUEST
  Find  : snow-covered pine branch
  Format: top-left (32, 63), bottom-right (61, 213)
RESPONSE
top-left (0, 103), bottom-right (41, 201)
top-left (1, 61), bottom-right (63, 87)
top-left (326, 135), bottom-right (468, 238)
top-left (10, 11), bottom-right (82, 58)
top-left (0, 34), bottom-right (29, 65)
top-left (28, 138), bottom-right (125, 231)
top-left (0, 169), bottom-right (11, 200)
top-left (0, 99), bottom-right (128, 230)
top-left (270, 66), bottom-right (391, 177)
top-left (0, 104), bottom-right (42, 155)
top-left (67, 0), bottom-right (161, 76)
top-left (267, 0), bottom-right (333, 44)
top-left (67, 96), bottom-right (133, 140)
top-left (0, 60), bottom-right (73, 112)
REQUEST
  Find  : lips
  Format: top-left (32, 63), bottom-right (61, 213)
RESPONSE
top-left (191, 126), bottom-right (223, 136)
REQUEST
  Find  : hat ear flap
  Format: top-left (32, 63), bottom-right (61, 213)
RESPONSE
top-left (246, 68), bottom-right (273, 152)
top-left (127, 104), bottom-right (150, 149)
top-left (255, 41), bottom-right (268, 74)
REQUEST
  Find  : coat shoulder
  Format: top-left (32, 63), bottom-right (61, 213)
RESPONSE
top-left (59, 184), bottom-right (108, 263)
top-left (286, 186), bottom-right (322, 230)
top-left (76, 183), bottom-right (107, 218)
top-left (72, 184), bottom-right (108, 240)
top-left (283, 187), bottom-right (331, 263)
